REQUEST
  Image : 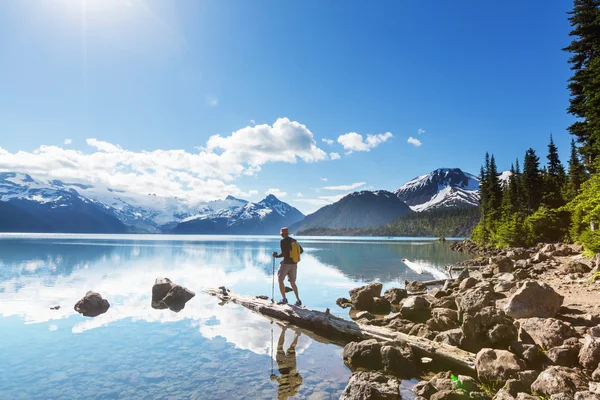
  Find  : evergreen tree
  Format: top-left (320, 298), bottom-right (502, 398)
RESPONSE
top-left (568, 138), bottom-right (587, 195)
top-left (522, 148), bottom-right (543, 212)
top-left (488, 155), bottom-right (503, 215)
top-left (543, 135), bottom-right (567, 208)
top-left (563, 0), bottom-right (600, 169)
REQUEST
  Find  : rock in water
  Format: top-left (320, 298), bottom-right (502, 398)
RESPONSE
top-left (530, 366), bottom-right (588, 396)
top-left (162, 285), bottom-right (195, 312)
top-left (343, 339), bottom-right (383, 371)
top-left (151, 278), bottom-right (195, 312)
top-left (336, 297), bottom-right (353, 309)
top-left (475, 348), bottom-right (527, 385)
top-left (349, 283), bottom-right (383, 311)
top-left (340, 371), bottom-right (401, 400)
top-left (504, 281), bottom-right (563, 319)
top-left (74, 291), bottom-right (110, 317)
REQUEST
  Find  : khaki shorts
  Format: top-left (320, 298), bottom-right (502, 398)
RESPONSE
top-left (278, 262), bottom-right (297, 283)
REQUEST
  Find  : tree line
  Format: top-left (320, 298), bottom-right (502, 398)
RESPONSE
top-left (472, 0), bottom-right (600, 253)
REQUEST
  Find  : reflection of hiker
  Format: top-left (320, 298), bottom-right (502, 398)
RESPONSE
top-left (272, 227), bottom-right (303, 306)
top-left (270, 327), bottom-right (303, 400)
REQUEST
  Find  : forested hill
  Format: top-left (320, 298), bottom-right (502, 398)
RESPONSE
top-left (298, 207), bottom-right (479, 237)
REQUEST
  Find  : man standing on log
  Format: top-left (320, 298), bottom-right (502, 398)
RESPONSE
top-left (272, 227), bottom-right (302, 306)
top-left (270, 326), bottom-right (303, 399)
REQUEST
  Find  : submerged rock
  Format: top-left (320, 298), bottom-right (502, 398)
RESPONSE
top-left (504, 281), bottom-right (563, 319)
top-left (151, 278), bottom-right (195, 312)
top-left (340, 371), bottom-right (401, 400)
top-left (343, 339), bottom-right (383, 371)
top-left (74, 291), bottom-right (110, 317)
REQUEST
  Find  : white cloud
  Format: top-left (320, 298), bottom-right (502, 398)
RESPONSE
top-left (337, 132), bottom-right (392, 152)
top-left (321, 178), bottom-right (328, 182)
top-left (0, 118), bottom-right (330, 203)
top-left (323, 182), bottom-right (366, 191)
top-left (322, 138), bottom-right (334, 145)
top-left (407, 136), bottom-right (422, 147)
top-left (418, 128), bottom-right (426, 135)
top-left (329, 152), bottom-right (341, 160)
top-left (250, 120), bottom-right (256, 125)
top-left (248, 190), bottom-right (259, 196)
top-left (265, 188), bottom-right (287, 198)
top-left (296, 192), bottom-right (304, 197)
top-left (49, 324), bottom-right (58, 331)
top-left (64, 138), bottom-right (72, 145)
top-left (205, 95), bottom-right (219, 107)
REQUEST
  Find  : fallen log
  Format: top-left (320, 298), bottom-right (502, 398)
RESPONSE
top-left (204, 287), bottom-right (476, 371)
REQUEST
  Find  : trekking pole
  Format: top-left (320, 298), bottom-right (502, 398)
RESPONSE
top-left (270, 322), bottom-right (274, 375)
top-left (271, 256), bottom-right (275, 303)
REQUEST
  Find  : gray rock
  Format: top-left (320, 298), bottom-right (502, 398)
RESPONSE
top-left (575, 391), bottom-right (600, 399)
top-left (372, 297), bottom-right (392, 314)
top-left (380, 341), bottom-right (417, 377)
top-left (475, 348), bottom-right (527, 385)
top-left (400, 296), bottom-right (431, 322)
top-left (504, 281), bottom-right (564, 319)
top-left (434, 328), bottom-right (464, 347)
top-left (579, 335), bottom-right (600, 370)
top-left (431, 390), bottom-right (468, 400)
top-left (507, 249), bottom-right (531, 261)
top-left (462, 307), bottom-right (517, 351)
top-left (515, 394), bottom-right (538, 400)
top-left (426, 316), bottom-right (459, 332)
top-left (161, 284), bottom-right (195, 312)
top-left (459, 277), bottom-right (479, 291)
top-left (337, 297), bottom-right (353, 309)
top-left (340, 371), bottom-right (401, 400)
top-left (74, 291), bottom-right (110, 317)
top-left (456, 286), bottom-right (495, 317)
top-left (518, 318), bottom-right (578, 350)
top-left (531, 366), bottom-right (588, 396)
top-left (547, 345), bottom-right (580, 368)
top-left (532, 251), bottom-right (551, 263)
top-left (495, 282), bottom-right (517, 293)
top-left (350, 283), bottom-right (383, 311)
top-left (564, 261), bottom-right (591, 275)
top-left (413, 380), bottom-right (437, 398)
top-left (152, 277), bottom-right (174, 304)
top-left (492, 256), bottom-right (514, 274)
top-left (405, 280), bottom-right (428, 293)
top-left (432, 308), bottom-right (459, 322)
top-left (593, 366), bottom-right (600, 382)
top-left (343, 339), bottom-right (382, 371)
top-left (384, 288), bottom-right (408, 305)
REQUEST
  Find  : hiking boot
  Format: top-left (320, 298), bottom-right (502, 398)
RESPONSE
top-left (295, 300), bottom-right (302, 307)
top-left (277, 298), bottom-right (288, 305)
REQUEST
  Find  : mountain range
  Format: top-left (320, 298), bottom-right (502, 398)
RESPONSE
top-left (0, 168), bottom-right (482, 234)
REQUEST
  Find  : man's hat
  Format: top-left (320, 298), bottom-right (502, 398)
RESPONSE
top-left (280, 227), bottom-right (289, 234)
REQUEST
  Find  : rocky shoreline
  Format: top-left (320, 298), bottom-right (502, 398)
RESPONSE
top-left (338, 241), bottom-right (600, 399)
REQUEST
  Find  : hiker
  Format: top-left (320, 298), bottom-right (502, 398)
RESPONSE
top-left (270, 327), bottom-right (303, 399)
top-left (272, 227), bottom-right (302, 306)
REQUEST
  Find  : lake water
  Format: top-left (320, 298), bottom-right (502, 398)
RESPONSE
top-left (0, 234), bottom-right (470, 400)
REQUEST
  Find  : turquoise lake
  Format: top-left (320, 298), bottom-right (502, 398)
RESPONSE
top-left (0, 234), bottom-right (470, 400)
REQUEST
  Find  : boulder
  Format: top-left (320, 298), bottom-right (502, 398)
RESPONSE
top-left (578, 335), bottom-right (600, 370)
top-left (355, 311), bottom-right (376, 320)
top-left (400, 296), bottom-right (431, 322)
top-left (518, 370), bottom-right (541, 389)
top-left (340, 371), bottom-right (401, 400)
top-left (575, 392), bottom-right (600, 399)
top-left (593, 366), bottom-right (600, 382)
top-left (541, 243), bottom-right (557, 255)
top-left (462, 307), bottom-right (517, 351)
top-left (501, 379), bottom-right (529, 397)
top-left (532, 252), bottom-right (551, 264)
top-left (432, 296), bottom-right (459, 311)
top-left (434, 328), bottom-right (464, 347)
top-left (405, 280), bottom-right (428, 293)
top-left (455, 286), bottom-right (495, 317)
top-left (349, 283), bottom-right (383, 311)
top-left (387, 319), bottom-right (416, 334)
top-left (494, 281), bottom-right (517, 293)
top-left (547, 345), bottom-right (580, 368)
top-left (507, 249), bottom-right (531, 261)
top-left (430, 371), bottom-right (455, 392)
top-left (337, 297), bottom-right (353, 309)
top-left (509, 343), bottom-right (546, 369)
top-left (553, 244), bottom-right (574, 257)
top-left (432, 308), bottom-right (459, 322)
top-left (518, 318), bottom-right (578, 350)
top-left (408, 323), bottom-right (437, 340)
top-left (475, 348), bottom-right (527, 385)
top-left (426, 316), bottom-right (458, 332)
top-left (74, 291), bottom-right (110, 317)
top-left (343, 339), bottom-right (382, 371)
top-left (531, 366), bottom-right (588, 396)
top-left (372, 297), bottom-right (392, 315)
top-left (161, 285), bottom-right (195, 312)
top-left (152, 278), bottom-right (174, 304)
top-left (458, 277), bottom-right (479, 291)
top-left (504, 281), bottom-right (564, 319)
top-left (384, 288), bottom-right (408, 305)
top-left (413, 381), bottom-right (437, 398)
top-left (380, 341), bottom-right (417, 377)
top-left (430, 390), bottom-right (469, 400)
top-left (564, 261), bottom-right (591, 275)
top-left (491, 256), bottom-right (514, 274)
top-left (429, 288), bottom-right (449, 299)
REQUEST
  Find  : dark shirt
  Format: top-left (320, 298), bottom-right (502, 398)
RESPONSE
top-left (276, 236), bottom-right (296, 264)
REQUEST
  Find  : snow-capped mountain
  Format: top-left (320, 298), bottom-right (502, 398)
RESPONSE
top-left (394, 168), bottom-right (480, 212)
top-left (0, 172), bottom-right (303, 234)
top-left (172, 194), bottom-right (304, 234)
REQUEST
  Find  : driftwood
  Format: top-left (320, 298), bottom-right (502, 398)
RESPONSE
top-left (422, 278), bottom-right (451, 286)
top-left (204, 287), bottom-right (476, 371)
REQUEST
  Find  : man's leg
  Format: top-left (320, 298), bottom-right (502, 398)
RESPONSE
top-left (288, 265), bottom-right (300, 304)
top-left (278, 262), bottom-right (288, 301)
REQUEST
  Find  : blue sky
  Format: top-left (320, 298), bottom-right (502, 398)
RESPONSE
top-left (0, 0), bottom-right (576, 213)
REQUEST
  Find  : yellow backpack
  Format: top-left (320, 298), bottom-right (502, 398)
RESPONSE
top-left (289, 240), bottom-right (303, 263)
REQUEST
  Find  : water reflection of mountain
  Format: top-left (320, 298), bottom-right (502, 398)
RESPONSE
top-left (306, 241), bottom-right (470, 282)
